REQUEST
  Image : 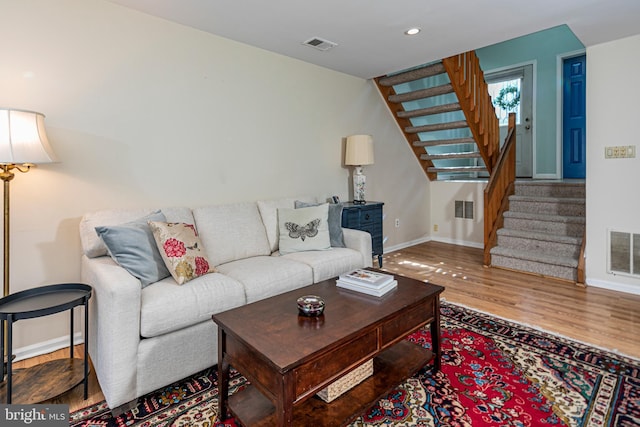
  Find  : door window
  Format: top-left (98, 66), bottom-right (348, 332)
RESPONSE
top-left (488, 78), bottom-right (521, 126)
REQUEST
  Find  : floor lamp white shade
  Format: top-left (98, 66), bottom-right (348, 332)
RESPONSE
top-left (0, 109), bottom-right (57, 164)
top-left (345, 135), bottom-right (374, 203)
top-left (0, 109), bottom-right (57, 298)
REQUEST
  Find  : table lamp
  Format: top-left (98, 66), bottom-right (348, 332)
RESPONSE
top-left (345, 134), bottom-right (374, 204)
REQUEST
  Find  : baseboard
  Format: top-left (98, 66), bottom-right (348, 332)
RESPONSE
top-left (586, 277), bottom-right (640, 296)
top-left (383, 235), bottom-right (431, 253)
top-left (12, 332), bottom-right (84, 362)
top-left (428, 236), bottom-right (484, 249)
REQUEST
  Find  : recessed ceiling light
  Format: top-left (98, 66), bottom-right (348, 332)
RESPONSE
top-left (405, 28), bottom-right (421, 36)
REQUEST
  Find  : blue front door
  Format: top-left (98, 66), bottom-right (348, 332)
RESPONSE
top-left (563, 55), bottom-right (586, 179)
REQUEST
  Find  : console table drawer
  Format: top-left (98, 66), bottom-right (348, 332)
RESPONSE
top-left (294, 330), bottom-right (377, 398)
top-left (380, 299), bottom-right (435, 347)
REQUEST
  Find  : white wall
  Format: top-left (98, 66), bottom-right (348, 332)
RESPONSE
top-left (585, 34), bottom-right (640, 295)
top-left (0, 0), bottom-right (430, 356)
top-left (429, 181), bottom-right (485, 248)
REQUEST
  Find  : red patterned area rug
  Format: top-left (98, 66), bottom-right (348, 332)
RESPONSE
top-left (70, 302), bottom-right (639, 426)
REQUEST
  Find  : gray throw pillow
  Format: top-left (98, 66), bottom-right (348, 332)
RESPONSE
top-left (95, 211), bottom-right (170, 287)
top-left (295, 200), bottom-right (345, 248)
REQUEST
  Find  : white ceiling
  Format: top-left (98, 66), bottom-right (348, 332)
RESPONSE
top-left (108, 0), bottom-right (640, 79)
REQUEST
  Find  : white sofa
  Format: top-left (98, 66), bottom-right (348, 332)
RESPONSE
top-left (79, 197), bottom-right (372, 410)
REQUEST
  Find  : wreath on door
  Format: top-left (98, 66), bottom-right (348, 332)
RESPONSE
top-left (493, 86), bottom-right (520, 111)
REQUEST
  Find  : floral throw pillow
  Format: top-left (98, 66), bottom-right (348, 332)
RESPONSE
top-left (148, 221), bottom-right (216, 285)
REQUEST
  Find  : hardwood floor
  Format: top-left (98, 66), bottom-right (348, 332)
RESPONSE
top-left (381, 241), bottom-right (640, 359)
top-left (12, 241), bottom-right (640, 413)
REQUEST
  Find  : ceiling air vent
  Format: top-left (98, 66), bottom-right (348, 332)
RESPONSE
top-left (303, 37), bottom-right (338, 51)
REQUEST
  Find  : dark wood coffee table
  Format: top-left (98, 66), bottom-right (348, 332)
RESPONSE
top-left (212, 271), bottom-right (444, 426)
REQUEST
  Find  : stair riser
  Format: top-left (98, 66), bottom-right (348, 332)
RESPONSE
top-left (491, 254), bottom-right (577, 281)
top-left (515, 184), bottom-right (585, 198)
top-left (496, 235), bottom-right (580, 258)
top-left (503, 218), bottom-right (585, 237)
top-left (509, 200), bottom-right (585, 216)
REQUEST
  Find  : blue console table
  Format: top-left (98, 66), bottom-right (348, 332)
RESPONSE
top-left (341, 201), bottom-right (384, 267)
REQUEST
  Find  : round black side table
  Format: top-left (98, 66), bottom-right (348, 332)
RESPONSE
top-left (0, 283), bottom-right (92, 404)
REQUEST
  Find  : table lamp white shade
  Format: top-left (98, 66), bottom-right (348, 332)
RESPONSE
top-left (345, 135), bottom-right (374, 203)
top-left (0, 109), bottom-right (57, 164)
top-left (345, 134), bottom-right (374, 166)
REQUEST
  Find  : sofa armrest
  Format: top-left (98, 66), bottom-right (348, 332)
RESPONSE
top-left (342, 228), bottom-right (373, 268)
top-left (81, 255), bottom-right (142, 408)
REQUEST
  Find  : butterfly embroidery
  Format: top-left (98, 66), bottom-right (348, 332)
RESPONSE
top-left (285, 219), bottom-right (320, 241)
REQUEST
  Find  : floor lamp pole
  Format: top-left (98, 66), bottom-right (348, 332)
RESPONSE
top-left (1, 166), bottom-right (16, 374)
top-left (3, 171), bottom-right (12, 297)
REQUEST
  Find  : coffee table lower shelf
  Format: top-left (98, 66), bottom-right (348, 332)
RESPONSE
top-left (228, 340), bottom-right (433, 427)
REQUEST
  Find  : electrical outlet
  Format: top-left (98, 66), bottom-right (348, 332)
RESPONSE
top-left (433, 224), bottom-right (438, 232)
top-left (394, 218), bottom-right (400, 228)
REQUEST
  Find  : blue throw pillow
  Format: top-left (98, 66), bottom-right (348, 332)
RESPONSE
top-left (95, 211), bottom-right (170, 287)
top-left (295, 200), bottom-right (345, 248)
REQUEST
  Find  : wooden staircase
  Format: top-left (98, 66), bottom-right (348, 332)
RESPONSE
top-left (374, 51), bottom-right (586, 284)
top-left (374, 51), bottom-right (517, 275)
top-left (375, 53), bottom-right (500, 181)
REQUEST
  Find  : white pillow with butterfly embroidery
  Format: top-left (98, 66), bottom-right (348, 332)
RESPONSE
top-left (278, 204), bottom-right (331, 255)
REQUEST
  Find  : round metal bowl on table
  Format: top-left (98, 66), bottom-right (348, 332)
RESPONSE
top-left (297, 295), bottom-right (325, 317)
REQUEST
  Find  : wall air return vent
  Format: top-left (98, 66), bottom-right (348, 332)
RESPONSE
top-left (607, 230), bottom-right (640, 278)
top-left (455, 201), bottom-right (474, 219)
top-left (303, 37), bottom-right (338, 51)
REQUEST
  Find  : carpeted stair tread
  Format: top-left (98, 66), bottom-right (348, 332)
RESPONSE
top-left (414, 137), bottom-right (476, 147)
top-left (427, 166), bottom-right (486, 173)
top-left (388, 84), bottom-right (454, 103)
top-left (514, 181), bottom-right (586, 198)
top-left (377, 62), bottom-right (446, 86)
top-left (406, 120), bottom-right (468, 133)
top-left (421, 151), bottom-right (482, 160)
top-left (496, 228), bottom-right (582, 245)
top-left (490, 246), bottom-right (579, 268)
top-left (398, 102), bottom-right (461, 119)
top-left (509, 195), bottom-right (585, 204)
top-left (503, 210), bottom-right (585, 224)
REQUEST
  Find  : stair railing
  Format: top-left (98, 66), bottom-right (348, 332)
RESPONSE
top-left (483, 113), bottom-right (517, 265)
top-left (442, 51), bottom-right (500, 173)
top-left (577, 230), bottom-right (586, 285)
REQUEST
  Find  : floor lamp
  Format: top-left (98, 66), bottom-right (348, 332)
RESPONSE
top-left (0, 108), bottom-right (57, 370)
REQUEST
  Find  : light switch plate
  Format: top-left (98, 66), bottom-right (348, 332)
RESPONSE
top-left (605, 145), bottom-right (636, 158)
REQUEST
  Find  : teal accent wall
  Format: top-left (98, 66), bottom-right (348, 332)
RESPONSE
top-left (476, 25), bottom-right (584, 176)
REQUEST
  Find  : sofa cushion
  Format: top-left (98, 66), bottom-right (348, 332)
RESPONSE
top-left (95, 211), bottom-right (170, 287)
top-left (257, 196), bottom-right (316, 253)
top-left (216, 256), bottom-right (313, 303)
top-left (193, 202), bottom-right (271, 266)
top-left (295, 201), bottom-right (345, 248)
top-left (279, 247), bottom-right (365, 282)
top-left (140, 272), bottom-right (245, 338)
top-left (80, 207), bottom-right (195, 258)
top-left (149, 221), bottom-right (216, 285)
top-left (278, 204), bottom-right (331, 255)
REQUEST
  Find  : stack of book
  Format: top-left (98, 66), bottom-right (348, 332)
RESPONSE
top-left (336, 269), bottom-right (397, 297)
